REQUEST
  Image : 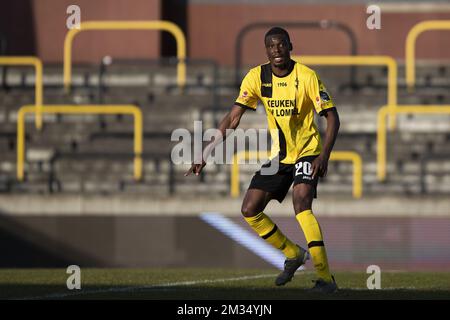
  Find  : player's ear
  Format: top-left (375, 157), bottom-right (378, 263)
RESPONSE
top-left (289, 42), bottom-right (293, 51)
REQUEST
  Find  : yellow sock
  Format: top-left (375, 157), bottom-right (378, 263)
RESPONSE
top-left (296, 209), bottom-right (332, 282)
top-left (244, 212), bottom-right (299, 259)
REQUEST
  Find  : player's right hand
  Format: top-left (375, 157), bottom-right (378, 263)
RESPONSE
top-left (184, 160), bottom-right (206, 176)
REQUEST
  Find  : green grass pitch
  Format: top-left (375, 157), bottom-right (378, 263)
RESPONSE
top-left (1, 268), bottom-right (449, 300)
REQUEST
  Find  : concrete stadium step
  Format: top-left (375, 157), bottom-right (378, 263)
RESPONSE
top-left (117, 183), bottom-right (172, 195)
top-left (173, 183), bottom-right (229, 195)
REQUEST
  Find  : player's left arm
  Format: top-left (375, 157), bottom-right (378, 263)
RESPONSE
top-left (307, 71), bottom-right (340, 178)
top-left (311, 108), bottom-right (340, 179)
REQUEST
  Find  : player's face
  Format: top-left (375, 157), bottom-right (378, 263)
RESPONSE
top-left (265, 34), bottom-right (291, 69)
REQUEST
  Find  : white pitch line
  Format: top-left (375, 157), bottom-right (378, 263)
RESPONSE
top-left (18, 273), bottom-right (279, 300)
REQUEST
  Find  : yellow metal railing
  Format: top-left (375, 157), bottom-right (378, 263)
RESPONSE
top-left (377, 105), bottom-right (450, 181)
top-left (231, 150), bottom-right (363, 199)
top-left (231, 150), bottom-right (267, 198)
top-left (329, 151), bottom-right (363, 199)
top-left (0, 56), bottom-right (43, 130)
top-left (294, 55), bottom-right (398, 130)
top-left (63, 20), bottom-right (186, 92)
top-left (17, 105), bottom-right (143, 181)
top-left (406, 20), bottom-right (450, 92)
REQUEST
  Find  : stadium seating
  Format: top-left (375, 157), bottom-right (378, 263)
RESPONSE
top-left (1, 59), bottom-right (449, 197)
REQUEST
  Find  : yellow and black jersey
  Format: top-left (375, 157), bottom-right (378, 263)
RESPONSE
top-left (235, 60), bottom-right (335, 164)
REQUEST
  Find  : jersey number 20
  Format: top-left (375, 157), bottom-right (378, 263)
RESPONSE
top-left (295, 162), bottom-right (312, 177)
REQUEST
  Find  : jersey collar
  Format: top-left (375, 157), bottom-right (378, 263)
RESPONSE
top-left (271, 59), bottom-right (295, 78)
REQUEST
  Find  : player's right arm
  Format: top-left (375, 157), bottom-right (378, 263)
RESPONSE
top-left (205, 105), bottom-right (247, 162)
top-left (184, 105), bottom-right (246, 176)
top-left (185, 68), bottom-right (259, 176)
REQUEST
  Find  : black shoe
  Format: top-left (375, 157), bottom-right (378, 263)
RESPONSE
top-left (309, 275), bottom-right (338, 293)
top-left (275, 246), bottom-right (309, 286)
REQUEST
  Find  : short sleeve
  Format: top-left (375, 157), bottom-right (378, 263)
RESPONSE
top-left (307, 71), bottom-right (335, 115)
top-left (235, 68), bottom-right (259, 111)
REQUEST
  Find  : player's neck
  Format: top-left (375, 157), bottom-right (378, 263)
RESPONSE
top-left (271, 59), bottom-right (294, 77)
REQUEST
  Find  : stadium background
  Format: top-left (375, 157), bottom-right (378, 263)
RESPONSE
top-left (0, 0), bottom-right (450, 296)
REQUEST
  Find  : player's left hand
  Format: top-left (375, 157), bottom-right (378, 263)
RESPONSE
top-left (311, 155), bottom-right (329, 179)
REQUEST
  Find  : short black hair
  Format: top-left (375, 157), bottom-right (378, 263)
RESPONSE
top-left (264, 27), bottom-right (291, 43)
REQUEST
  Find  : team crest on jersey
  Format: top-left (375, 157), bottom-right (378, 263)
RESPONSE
top-left (320, 90), bottom-right (330, 102)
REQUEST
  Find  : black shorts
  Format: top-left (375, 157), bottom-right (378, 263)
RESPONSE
top-left (247, 155), bottom-right (319, 203)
